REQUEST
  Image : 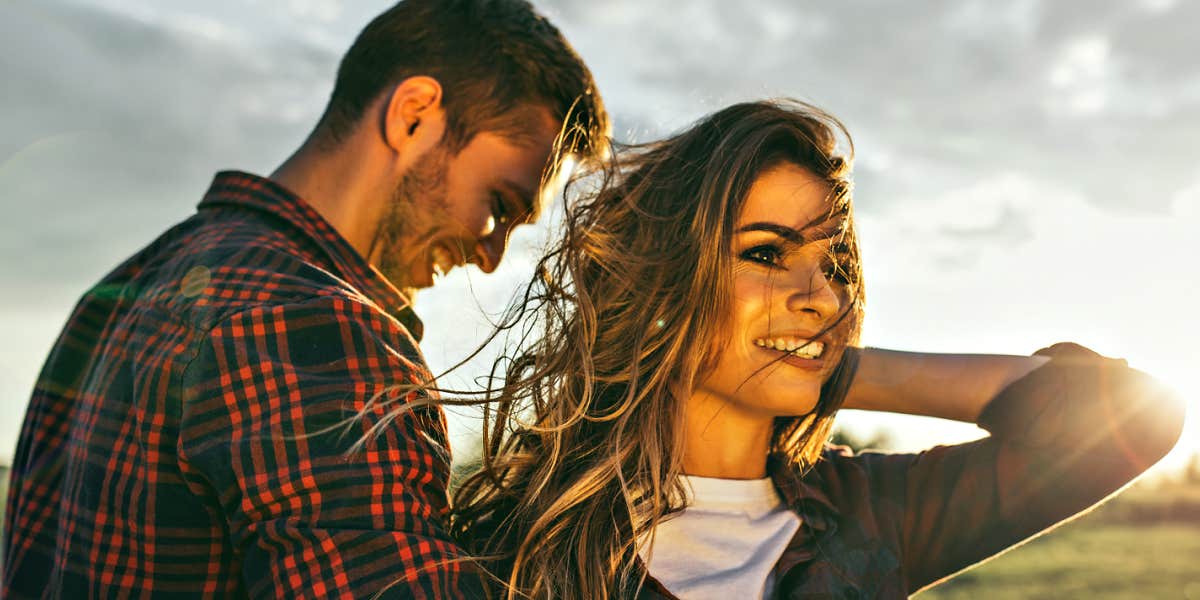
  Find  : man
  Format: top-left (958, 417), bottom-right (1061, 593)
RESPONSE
top-left (3, 0), bottom-right (608, 597)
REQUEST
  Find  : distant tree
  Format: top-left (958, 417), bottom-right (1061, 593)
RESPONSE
top-left (829, 427), bottom-right (894, 453)
top-left (450, 452), bottom-right (483, 495)
top-left (1186, 453), bottom-right (1200, 485)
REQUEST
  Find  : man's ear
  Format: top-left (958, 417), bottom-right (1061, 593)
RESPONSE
top-left (382, 76), bottom-right (447, 161)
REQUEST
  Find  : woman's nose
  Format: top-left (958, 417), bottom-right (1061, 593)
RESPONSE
top-left (785, 265), bottom-right (840, 320)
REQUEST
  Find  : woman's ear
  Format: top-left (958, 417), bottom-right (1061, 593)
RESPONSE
top-left (382, 75), bottom-right (448, 163)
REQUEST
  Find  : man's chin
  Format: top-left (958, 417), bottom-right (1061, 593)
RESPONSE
top-left (374, 260), bottom-right (432, 291)
top-left (408, 270), bottom-right (438, 291)
top-left (410, 267), bottom-right (436, 289)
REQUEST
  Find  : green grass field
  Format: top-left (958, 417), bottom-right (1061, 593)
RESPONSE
top-left (917, 479), bottom-right (1200, 599)
top-left (915, 521), bottom-right (1200, 599)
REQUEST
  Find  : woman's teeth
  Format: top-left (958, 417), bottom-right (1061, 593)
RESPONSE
top-left (431, 245), bottom-right (455, 277)
top-left (753, 338), bottom-right (824, 359)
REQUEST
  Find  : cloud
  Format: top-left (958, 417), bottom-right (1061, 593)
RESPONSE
top-left (1171, 173), bottom-right (1200, 218)
top-left (542, 0), bottom-right (1200, 217)
top-left (0, 0), bottom-right (337, 305)
top-left (1046, 35), bottom-right (1112, 117)
top-left (275, 0), bottom-right (345, 24)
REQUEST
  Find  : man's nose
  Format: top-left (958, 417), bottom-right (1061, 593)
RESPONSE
top-left (472, 231), bottom-right (506, 273)
top-left (784, 264), bottom-right (841, 320)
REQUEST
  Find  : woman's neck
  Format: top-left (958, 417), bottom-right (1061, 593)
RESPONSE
top-left (680, 390), bottom-right (776, 479)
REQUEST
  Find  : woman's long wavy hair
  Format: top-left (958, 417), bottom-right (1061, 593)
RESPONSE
top-left (449, 99), bottom-right (865, 599)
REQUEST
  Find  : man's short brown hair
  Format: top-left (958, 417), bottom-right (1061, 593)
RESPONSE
top-left (313, 0), bottom-right (609, 173)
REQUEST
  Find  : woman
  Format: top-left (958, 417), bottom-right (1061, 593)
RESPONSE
top-left (448, 100), bottom-right (1185, 599)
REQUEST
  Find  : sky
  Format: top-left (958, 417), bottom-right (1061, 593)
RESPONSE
top-left (1, 0), bottom-right (1197, 470)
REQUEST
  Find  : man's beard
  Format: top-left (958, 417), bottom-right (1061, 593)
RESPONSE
top-left (372, 147), bottom-right (450, 290)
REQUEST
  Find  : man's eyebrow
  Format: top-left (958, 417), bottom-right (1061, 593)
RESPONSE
top-left (736, 221), bottom-right (844, 244)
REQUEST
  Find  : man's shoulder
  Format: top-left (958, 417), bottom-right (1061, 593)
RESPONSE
top-left (114, 209), bottom-right (406, 339)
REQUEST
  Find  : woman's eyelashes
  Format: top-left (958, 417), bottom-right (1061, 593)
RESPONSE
top-left (740, 244), bottom-right (785, 268)
top-left (823, 242), bottom-right (854, 284)
top-left (739, 241), bottom-right (855, 284)
top-left (822, 256), bottom-right (853, 285)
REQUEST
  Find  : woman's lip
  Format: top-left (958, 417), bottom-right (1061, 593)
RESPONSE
top-left (755, 345), bottom-right (826, 371)
top-left (757, 331), bottom-right (824, 340)
top-left (782, 354), bottom-right (826, 371)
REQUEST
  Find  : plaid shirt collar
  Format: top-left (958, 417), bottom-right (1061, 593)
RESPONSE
top-left (769, 454), bottom-right (839, 516)
top-left (767, 453), bottom-right (846, 581)
top-left (198, 170), bottom-right (424, 340)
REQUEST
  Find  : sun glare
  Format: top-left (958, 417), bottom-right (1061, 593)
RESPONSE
top-left (1130, 358), bottom-right (1199, 472)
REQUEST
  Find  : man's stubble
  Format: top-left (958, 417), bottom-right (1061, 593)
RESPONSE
top-left (371, 147), bottom-right (452, 289)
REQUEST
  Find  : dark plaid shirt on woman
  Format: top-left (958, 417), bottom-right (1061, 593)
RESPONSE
top-left (637, 343), bottom-right (1183, 599)
top-left (4, 171), bottom-right (481, 598)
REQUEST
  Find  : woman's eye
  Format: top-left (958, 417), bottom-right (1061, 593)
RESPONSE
top-left (823, 258), bottom-right (854, 284)
top-left (740, 245), bottom-right (784, 267)
top-left (822, 242), bottom-right (854, 283)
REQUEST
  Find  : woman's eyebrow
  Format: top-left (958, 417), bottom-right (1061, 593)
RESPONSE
top-left (736, 221), bottom-right (844, 244)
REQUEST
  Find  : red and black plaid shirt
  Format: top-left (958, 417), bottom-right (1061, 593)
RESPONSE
top-left (4, 171), bottom-right (480, 598)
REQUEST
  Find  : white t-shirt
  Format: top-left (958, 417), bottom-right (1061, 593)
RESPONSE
top-left (638, 475), bottom-right (801, 600)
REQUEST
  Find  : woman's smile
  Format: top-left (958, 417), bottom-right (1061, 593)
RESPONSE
top-left (752, 340), bottom-right (827, 372)
top-left (751, 335), bottom-right (825, 356)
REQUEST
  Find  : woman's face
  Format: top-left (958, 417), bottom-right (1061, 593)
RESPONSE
top-left (693, 162), bottom-right (853, 420)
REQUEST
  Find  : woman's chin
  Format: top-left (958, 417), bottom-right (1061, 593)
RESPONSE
top-left (754, 380), bottom-right (823, 418)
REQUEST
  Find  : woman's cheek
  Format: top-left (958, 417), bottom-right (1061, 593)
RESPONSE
top-left (731, 271), bottom-right (776, 310)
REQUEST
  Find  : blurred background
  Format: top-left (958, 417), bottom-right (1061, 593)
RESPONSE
top-left (2, 0), bottom-right (1197, 596)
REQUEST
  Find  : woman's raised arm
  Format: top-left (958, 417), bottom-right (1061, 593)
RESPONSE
top-left (830, 342), bottom-right (1186, 592)
top-left (843, 347), bottom-right (1049, 422)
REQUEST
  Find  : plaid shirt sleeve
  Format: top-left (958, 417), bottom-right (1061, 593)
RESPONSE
top-left (851, 343), bottom-right (1185, 594)
top-left (179, 294), bottom-right (482, 599)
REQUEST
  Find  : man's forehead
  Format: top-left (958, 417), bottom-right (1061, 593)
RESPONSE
top-left (523, 116), bottom-right (578, 223)
top-left (534, 155), bottom-right (576, 218)
top-left (498, 104), bottom-right (564, 148)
